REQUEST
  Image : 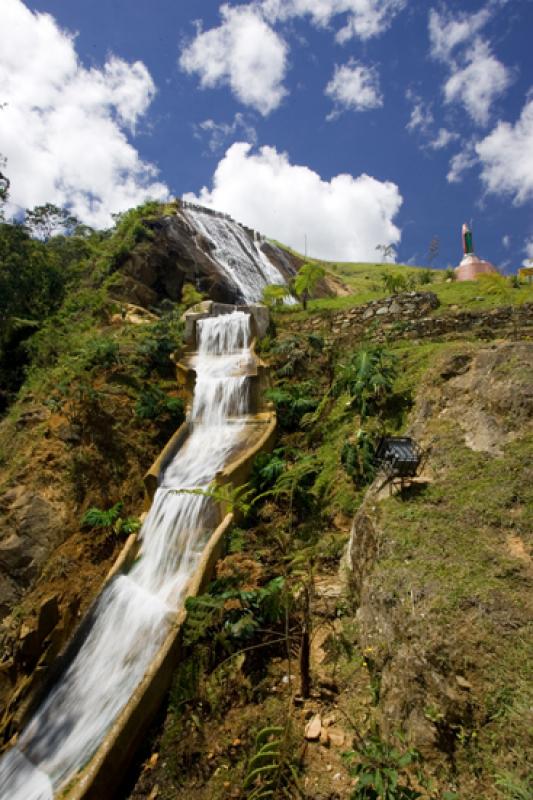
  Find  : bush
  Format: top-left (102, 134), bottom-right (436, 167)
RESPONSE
top-left (262, 284), bottom-right (291, 307)
top-left (135, 310), bottom-right (183, 377)
top-left (251, 449), bottom-right (286, 493)
top-left (344, 736), bottom-right (422, 800)
top-left (380, 272), bottom-right (413, 295)
top-left (135, 385), bottom-right (184, 422)
top-left (266, 383), bottom-right (318, 431)
top-left (180, 282), bottom-right (204, 308)
top-left (417, 269), bottom-right (434, 285)
top-left (341, 429), bottom-right (376, 484)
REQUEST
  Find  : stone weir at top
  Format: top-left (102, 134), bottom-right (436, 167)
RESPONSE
top-left (0, 309), bottom-right (276, 800)
top-left (113, 200), bottom-right (299, 309)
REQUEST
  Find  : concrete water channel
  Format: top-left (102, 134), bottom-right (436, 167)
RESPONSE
top-left (0, 305), bottom-right (276, 800)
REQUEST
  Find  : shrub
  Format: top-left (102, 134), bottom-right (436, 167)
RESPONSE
top-left (417, 269), bottom-right (433, 285)
top-left (381, 272), bottom-right (408, 295)
top-left (251, 449), bottom-right (286, 493)
top-left (341, 429), bottom-right (376, 484)
top-left (135, 385), bottom-right (184, 422)
top-left (181, 282), bottom-right (204, 308)
top-left (262, 284), bottom-right (291, 307)
top-left (266, 383), bottom-right (318, 431)
top-left (344, 736), bottom-right (422, 800)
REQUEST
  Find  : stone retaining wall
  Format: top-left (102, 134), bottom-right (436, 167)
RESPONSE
top-left (283, 292), bottom-right (533, 342)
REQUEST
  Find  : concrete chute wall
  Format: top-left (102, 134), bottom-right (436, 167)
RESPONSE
top-left (58, 310), bottom-right (275, 800)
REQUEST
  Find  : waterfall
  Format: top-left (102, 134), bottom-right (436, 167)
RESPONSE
top-left (185, 207), bottom-right (290, 302)
top-left (0, 311), bottom-right (253, 799)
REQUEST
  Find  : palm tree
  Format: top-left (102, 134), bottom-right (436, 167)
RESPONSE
top-left (294, 262), bottom-right (325, 310)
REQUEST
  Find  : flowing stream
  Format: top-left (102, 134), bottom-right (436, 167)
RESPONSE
top-left (185, 206), bottom-right (289, 302)
top-left (0, 311), bottom-right (253, 799)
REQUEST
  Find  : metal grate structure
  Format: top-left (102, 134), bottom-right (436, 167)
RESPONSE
top-left (375, 436), bottom-right (423, 480)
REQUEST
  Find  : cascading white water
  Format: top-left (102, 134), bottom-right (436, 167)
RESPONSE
top-left (0, 311), bottom-right (253, 800)
top-left (185, 207), bottom-right (290, 302)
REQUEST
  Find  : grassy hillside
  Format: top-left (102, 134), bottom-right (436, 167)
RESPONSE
top-left (271, 249), bottom-right (533, 317)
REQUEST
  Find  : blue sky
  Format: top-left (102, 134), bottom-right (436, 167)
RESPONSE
top-left (1, 0), bottom-right (533, 270)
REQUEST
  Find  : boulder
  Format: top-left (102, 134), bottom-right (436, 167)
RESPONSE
top-left (304, 714), bottom-right (322, 741)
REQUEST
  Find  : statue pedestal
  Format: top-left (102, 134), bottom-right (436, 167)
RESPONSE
top-left (455, 252), bottom-right (498, 281)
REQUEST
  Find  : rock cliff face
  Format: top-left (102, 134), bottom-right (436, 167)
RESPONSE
top-left (111, 204), bottom-right (300, 308)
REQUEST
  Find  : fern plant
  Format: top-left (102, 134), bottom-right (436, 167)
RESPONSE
top-left (80, 501), bottom-right (141, 538)
top-left (341, 429), bottom-right (376, 484)
top-left (251, 449), bottom-right (286, 493)
top-left (244, 725), bottom-right (302, 799)
top-left (81, 501), bottom-right (123, 530)
top-left (171, 481), bottom-right (256, 517)
top-left (266, 383), bottom-right (318, 431)
top-left (183, 576), bottom-right (286, 651)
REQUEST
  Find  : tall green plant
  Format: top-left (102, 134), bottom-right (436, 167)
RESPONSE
top-left (294, 262), bottom-right (325, 310)
top-left (334, 346), bottom-right (398, 420)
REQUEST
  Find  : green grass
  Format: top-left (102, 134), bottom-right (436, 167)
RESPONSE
top-left (370, 418), bottom-right (533, 797)
top-left (272, 252), bottom-right (533, 320)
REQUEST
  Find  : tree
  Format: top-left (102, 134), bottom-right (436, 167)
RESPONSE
top-left (375, 243), bottom-right (396, 263)
top-left (427, 235), bottom-right (440, 267)
top-left (294, 261), bottom-right (325, 310)
top-left (24, 203), bottom-right (79, 241)
top-left (0, 155), bottom-right (9, 219)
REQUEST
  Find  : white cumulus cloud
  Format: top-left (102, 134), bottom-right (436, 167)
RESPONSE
top-left (447, 144), bottom-right (478, 183)
top-left (443, 38), bottom-right (512, 126)
top-left (326, 61), bottom-right (383, 118)
top-left (0, 0), bottom-right (168, 228)
top-left (179, 5), bottom-right (288, 116)
top-left (262, 0), bottom-right (406, 42)
top-left (193, 113), bottom-right (258, 154)
top-left (428, 5), bottom-right (493, 62)
top-left (428, 128), bottom-right (460, 150)
top-left (183, 142), bottom-right (402, 261)
top-left (405, 90), bottom-right (434, 134)
top-left (428, 5), bottom-right (513, 126)
top-left (475, 95), bottom-right (533, 204)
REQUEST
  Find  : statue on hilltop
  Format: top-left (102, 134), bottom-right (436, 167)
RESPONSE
top-left (462, 222), bottom-right (474, 255)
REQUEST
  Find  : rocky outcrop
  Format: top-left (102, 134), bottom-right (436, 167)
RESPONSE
top-left (410, 341), bottom-right (533, 455)
top-left (0, 487), bottom-right (68, 618)
top-left (111, 208), bottom-right (300, 309)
